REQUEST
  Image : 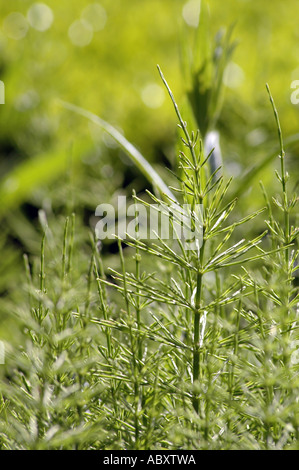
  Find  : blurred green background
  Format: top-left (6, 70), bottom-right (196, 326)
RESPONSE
top-left (0, 0), bottom-right (298, 337)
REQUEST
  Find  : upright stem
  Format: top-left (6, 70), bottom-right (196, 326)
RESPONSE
top-left (266, 84), bottom-right (290, 261)
top-left (158, 65), bottom-right (208, 414)
top-left (133, 190), bottom-right (143, 365)
top-left (61, 217), bottom-right (69, 283)
top-left (38, 231), bottom-right (46, 322)
top-left (118, 239), bottom-right (141, 448)
top-left (157, 65), bottom-right (199, 172)
top-left (193, 237), bottom-right (205, 413)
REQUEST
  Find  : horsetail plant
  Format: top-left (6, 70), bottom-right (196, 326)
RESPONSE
top-left (93, 67), bottom-right (285, 435)
top-left (1, 8), bottom-right (298, 446)
top-left (1, 75), bottom-right (298, 448)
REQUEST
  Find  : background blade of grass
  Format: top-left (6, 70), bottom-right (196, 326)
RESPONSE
top-left (59, 100), bottom-right (176, 202)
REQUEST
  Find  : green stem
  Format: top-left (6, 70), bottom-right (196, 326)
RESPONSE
top-left (61, 217), bottom-right (69, 283)
top-left (38, 231), bottom-right (46, 322)
top-left (93, 236), bottom-right (112, 357)
top-left (266, 84), bottom-right (290, 262)
top-left (133, 191), bottom-right (143, 364)
top-left (157, 66), bottom-right (199, 175)
top-left (118, 239), bottom-right (141, 449)
top-left (193, 238), bottom-right (205, 413)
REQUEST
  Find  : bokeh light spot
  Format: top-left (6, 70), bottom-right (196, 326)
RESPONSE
top-left (81, 3), bottom-right (107, 32)
top-left (3, 12), bottom-right (29, 40)
top-left (27, 3), bottom-right (54, 32)
top-left (68, 19), bottom-right (93, 47)
top-left (182, 0), bottom-right (201, 28)
top-left (223, 62), bottom-right (245, 89)
top-left (141, 83), bottom-right (165, 109)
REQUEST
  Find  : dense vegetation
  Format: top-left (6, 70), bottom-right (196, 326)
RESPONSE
top-left (0, 0), bottom-right (298, 450)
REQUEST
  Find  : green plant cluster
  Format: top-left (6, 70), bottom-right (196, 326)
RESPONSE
top-left (0, 63), bottom-right (298, 450)
top-left (0, 0), bottom-right (298, 451)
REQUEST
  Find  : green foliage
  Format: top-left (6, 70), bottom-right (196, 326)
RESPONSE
top-left (1, 66), bottom-right (298, 449)
top-left (1, 0), bottom-right (299, 218)
top-left (0, 0), bottom-right (298, 451)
